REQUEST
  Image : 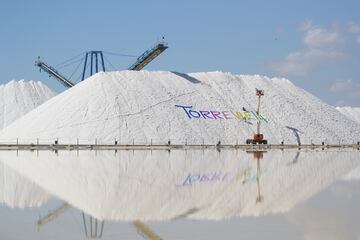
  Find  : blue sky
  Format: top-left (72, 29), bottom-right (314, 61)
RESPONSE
top-left (1, 0), bottom-right (359, 106)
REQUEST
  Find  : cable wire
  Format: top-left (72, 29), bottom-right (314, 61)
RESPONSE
top-left (102, 51), bottom-right (137, 58)
top-left (69, 56), bottom-right (85, 80)
top-left (55, 52), bottom-right (86, 68)
top-left (75, 59), bottom-right (91, 83)
top-left (103, 55), bottom-right (118, 71)
top-left (57, 57), bottom-right (84, 70)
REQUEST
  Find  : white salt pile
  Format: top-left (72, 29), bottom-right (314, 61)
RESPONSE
top-left (0, 71), bottom-right (359, 144)
top-left (0, 80), bottom-right (55, 130)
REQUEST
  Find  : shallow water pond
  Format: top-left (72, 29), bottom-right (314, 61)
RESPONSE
top-left (0, 149), bottom-right (359, 239)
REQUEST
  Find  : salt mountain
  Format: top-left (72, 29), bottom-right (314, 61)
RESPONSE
top-left (0, 80), bottom-right (56, 130)
top-left (0, 71), bottom-right (359, 145)
top-left (0, 79), bottom-right (54, 208)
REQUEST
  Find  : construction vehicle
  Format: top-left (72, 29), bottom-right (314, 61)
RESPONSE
top-left (246, 88), bottom-right (268, 144)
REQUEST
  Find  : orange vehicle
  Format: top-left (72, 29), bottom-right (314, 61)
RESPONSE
top-left (246, 89), bottom-right (268, 144)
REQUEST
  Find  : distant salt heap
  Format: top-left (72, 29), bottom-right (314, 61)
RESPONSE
top-left (0, 71), bottom-right (359, 144)
top-left (0, 80), bottom-right (56, 130)
top-left (337, 106), bottom-right (360, 180)
top-left (336, 106), bottom-right (360, 124)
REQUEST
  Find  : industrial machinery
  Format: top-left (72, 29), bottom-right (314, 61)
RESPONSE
top-left (35, 39), bottom-right (168, 89)
top-left (35, 57), bottom-right (76, 88)
top-left (128, 41), bottom-right (168, 71)
top-left (246, 88), bottom-right (268, 144)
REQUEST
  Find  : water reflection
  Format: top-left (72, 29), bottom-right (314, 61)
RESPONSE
top-left (0, 149), bottom-right (359, 239)
top-left (36, 201), bottom-right (107, 239)
top-left (0, 160), bottom-right (50, 208)
top-left (82, 212), bottom-right (105, 239)
top-left (37, 202), bottom-right (70, 230)
top-left (246, 150), bottom-right (266, 203)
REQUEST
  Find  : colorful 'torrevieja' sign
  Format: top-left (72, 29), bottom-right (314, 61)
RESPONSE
top-left (175, 105), bottom-right (269, 124)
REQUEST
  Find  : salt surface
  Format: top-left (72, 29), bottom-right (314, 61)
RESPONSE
top-left (336, 106), bottom-right (360, 124)
top-left (0, 71), bottom-right (359, 144)
top-left (0, 80), bottom-right (56, 130)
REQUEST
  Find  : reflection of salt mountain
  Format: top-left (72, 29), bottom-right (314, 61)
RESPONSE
top-left (343, 166), bottom-right (360, 181)
top-left (0, 161), bottom-right (50, 208)
top-left (0, 71), bottom-right (359, 144)
top-left (335, 107), bottom-right (360, 181)
top-left (0, 80), bottom-right (54, 208)
top-left (0, 80), bottom-right (55, 130)
top-left (0, 150), bottom-right (358, 220)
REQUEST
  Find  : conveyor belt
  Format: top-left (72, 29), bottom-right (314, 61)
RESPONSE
top-left (129, 43), bottom-right (168, 71)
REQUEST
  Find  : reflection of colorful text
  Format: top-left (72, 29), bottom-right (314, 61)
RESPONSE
top-left (175, 105), bottom-right (269, 123)
top-left (181, 169), bottom-right (259, 186)
top-left (182, 172), bottom-right (231, 186)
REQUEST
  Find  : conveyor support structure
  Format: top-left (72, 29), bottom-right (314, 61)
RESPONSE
top-left (35, 58), bottom-right (75, 88)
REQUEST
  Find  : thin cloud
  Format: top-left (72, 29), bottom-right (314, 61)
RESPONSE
top-left (298, 19), bottom-right (313, 31)
top-left (329, 80), bottom-right (360, 98)
top-left (348, 21), bottom-right (360, 33)
top-left (271, 20), bottom-right (346, 76)
top-left (303, 25), bottom-right (343, 48)
top-left (329, 80), bottom-right (360, 106)
top-left (271, 49), bottom-right (344, 75)
top-left (347, 21), bottom-right (360, 44)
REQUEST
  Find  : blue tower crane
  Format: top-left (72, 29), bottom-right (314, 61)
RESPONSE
top-left (81, 51), bottom-right (106, 80)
